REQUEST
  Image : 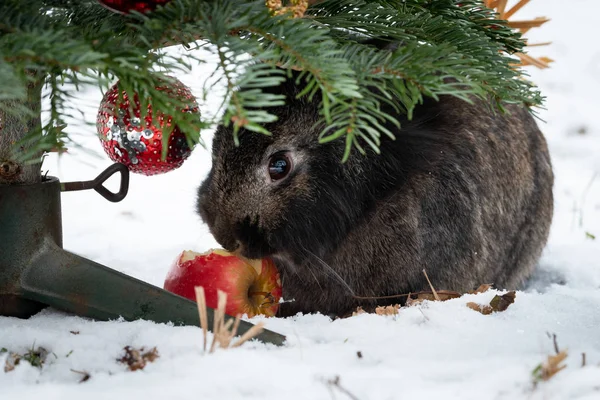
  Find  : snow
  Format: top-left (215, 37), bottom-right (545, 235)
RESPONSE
top-left (2, 1), bottom-right (600, 398)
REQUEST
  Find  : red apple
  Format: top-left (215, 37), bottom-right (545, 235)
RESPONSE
top-left (163, 249), bottom-right (282, 318)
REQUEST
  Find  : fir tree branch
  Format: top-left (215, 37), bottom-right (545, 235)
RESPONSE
top-left (0, 0), bottom-right (544, 165)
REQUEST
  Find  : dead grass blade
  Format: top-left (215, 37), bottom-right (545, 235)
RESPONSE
top-left (422, 269), bottom-right (440, 301)
top-left (194, 289), bottom-right (267, 353)
top-left (195, 286), bottom-right (209, 353)
top-left (532, 351), bottom-right (568, 383)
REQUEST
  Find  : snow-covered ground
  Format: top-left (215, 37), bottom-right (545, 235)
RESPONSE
top-left (2, 1), bottom-right (600, 398)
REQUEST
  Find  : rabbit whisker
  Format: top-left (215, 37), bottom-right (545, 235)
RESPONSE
top-left (298, 245), bottom-right (356, 296)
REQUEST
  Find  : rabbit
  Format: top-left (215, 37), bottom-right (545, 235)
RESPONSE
top-left (196, 72), bottom-right (554, 318)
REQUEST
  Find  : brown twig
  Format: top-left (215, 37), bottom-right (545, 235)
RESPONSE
top-left (70, 369), bottom-right (91, 383)
top-left (525, 41), bottom-right (552, 47)
top-left (352, 293), bottom-right (412, 301)
top-left (326, 376), bottom-right (361, 400)
top-left (552, 333), bottom-right (560, 355)
top-left (418, 307), bottom-right (430, 321)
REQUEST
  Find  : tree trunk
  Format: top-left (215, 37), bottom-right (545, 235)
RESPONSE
top-left (0, 73), bottom-right (44, 185)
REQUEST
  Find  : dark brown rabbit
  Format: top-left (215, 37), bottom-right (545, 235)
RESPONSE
top-left (197, 74), bottom-right (554, 317)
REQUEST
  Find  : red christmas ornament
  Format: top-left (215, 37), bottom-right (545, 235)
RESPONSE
top-left (96, 78), bottom-right (199, 176)
top-left (98, 0), bottom-right (171, 14)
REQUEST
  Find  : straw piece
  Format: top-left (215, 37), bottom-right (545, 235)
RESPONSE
top-left (504, 0), bottom-right (531, 19)
top-left (496, 0), bottom-right (508, 17)
top-left (507, 17), bottom-right (550, 30)
top-left (192, 288), bottom-right (271, 354)
top-left (231, 322), bottom-right (266, 348)
top-left (524, 41), bottom-right (552, 47)
top-left (231, 316), bottom-right (242, 343)
top-left (219, 318), bottom-right (236, 348)
top-left (516, 52), bottom-right (551, 69)
top-left (486, 0), bottom-right (499, 9)
top-left (422, 269), bottom-right (441, 302)
top-left (209, 290), bottom-right (227, 353)
top-left (194, 286), bottom-right (209, 353)
top-left (490, 1), bottom-right (552, 70)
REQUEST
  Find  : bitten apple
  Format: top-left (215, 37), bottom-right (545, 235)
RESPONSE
top-left (163, 249), bottom-right (282, 318)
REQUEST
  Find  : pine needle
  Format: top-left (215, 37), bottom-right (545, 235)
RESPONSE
top-left (3, 0), bottom-right (547, 163)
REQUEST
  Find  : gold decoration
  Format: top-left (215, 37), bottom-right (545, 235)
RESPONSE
top-left (266, 0), bottom-right (309, 18)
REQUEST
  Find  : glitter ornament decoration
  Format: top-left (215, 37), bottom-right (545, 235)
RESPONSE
top-left (96, 78), bottom-right (199, 176)
top-left (98, 0), bottom-right (171, 14)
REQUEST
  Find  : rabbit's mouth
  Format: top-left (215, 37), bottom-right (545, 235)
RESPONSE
top-left (237, 239), bottom-right (277, 260)
top-left (234, 218), bottom-right (278, 260)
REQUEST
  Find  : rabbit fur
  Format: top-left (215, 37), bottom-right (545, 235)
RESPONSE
top-left (197, 74), bottom-right (554, 317)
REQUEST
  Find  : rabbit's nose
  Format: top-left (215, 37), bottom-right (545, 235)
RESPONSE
top-left (209, 214), bottom-right (239, 252)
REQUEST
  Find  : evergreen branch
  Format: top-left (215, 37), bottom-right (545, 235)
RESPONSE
top-left (1, 0), bottom-right (545, 164)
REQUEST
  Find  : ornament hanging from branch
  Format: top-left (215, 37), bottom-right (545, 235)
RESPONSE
top-left (486, 0), bottom-right (552, 69)
top-left (98, 0), bottom-right (172, 14)
top-left (96, 77), bottom-right (199, 176)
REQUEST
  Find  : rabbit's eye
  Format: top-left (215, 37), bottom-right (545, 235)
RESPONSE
top-left (268, 152), bottom-right (292, 181)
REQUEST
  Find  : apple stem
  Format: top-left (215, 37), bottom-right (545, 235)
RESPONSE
top-left (248, 291), bottom-right (269, 297)
top-left (248, 291), bottom-right (276, 308)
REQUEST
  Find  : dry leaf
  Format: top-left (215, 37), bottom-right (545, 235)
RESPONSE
top-left (404, 289), bottom-right (461, 307)
top-left (352, 306), bottom-right (366, 316)
top-left (466, 302), bottom-right (494, 315)
top-left (468, 284), bottom-right (493, 294)
top-left (117, 346), bottom-right (159, 371)
top-left (490, 291), bottom-right (516, 312)
top-left (4, 346), bottom-right (49, 372)
top-left (375, 304), bottom-right (401, 315)
top-left (532, 350), bottom-right (568, 383)
top-left (411, 290), bottom-right (462, 302)
top-left (4, 353), bottom-right (20, 372)
top-left (405, 296), bottom-right (421, 307)
top-left (467, 291), bottom-right (516, 315)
